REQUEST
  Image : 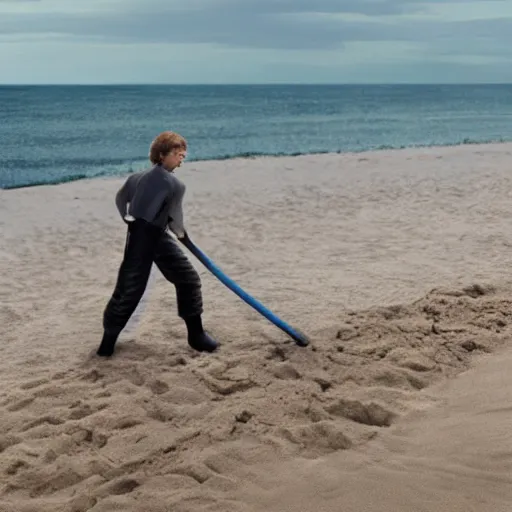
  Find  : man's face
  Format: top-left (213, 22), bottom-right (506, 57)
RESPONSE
top-left (162, 148), bottom-right (187, 170)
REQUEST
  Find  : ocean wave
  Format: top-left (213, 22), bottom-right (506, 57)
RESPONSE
top-left (2, 136), bottom-right (511, 190)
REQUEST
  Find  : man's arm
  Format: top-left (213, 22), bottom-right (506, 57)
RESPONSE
top-left (166, 180), bottom-right (187, 239)
top-left (167, 199), bottom-right (186, 239)
top-left (115, 176), bottom-right (133, 220)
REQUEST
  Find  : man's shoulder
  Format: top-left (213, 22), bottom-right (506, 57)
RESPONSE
top-left (124, 166), bottom-right (153, 185)
top-left (165, 172), bottom-right (183, 185)
top-left (129, 165), bottom-right (185, 193)
top-left (158, 168), bottom-right (185, 193)
top-left (124, 168), bottom-right (146, 180)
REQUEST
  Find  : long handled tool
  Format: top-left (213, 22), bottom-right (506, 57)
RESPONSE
top-left (121, 221), bottom-right (310, 347)
top-left (179, 233), bottom-right (310, 347)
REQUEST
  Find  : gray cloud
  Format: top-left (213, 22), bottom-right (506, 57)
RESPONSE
top-left (128, 0), bottom-right (507, 17)
top-left (0, 0), bottom-right (511, 53)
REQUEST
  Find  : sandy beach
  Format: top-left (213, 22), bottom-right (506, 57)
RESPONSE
top-left (1, 142), bottom-right (512, 511)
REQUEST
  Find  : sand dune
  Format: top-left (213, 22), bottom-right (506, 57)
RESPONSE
top-left (232, 330), bottom-right (512, 512)
top-left (1, 143), bottom-right (512, 511)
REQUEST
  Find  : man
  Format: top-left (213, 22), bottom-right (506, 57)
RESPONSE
top-left (97, 131), bottom-right (218, 357)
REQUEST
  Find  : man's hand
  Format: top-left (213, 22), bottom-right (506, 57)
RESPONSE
top-left (178, 230), bottom-right (190, 242)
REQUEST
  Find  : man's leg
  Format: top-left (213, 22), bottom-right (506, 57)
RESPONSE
top-left (97, 220), bottom-right (161, 356)
top-left (153, 231), bottom-right (218, 352)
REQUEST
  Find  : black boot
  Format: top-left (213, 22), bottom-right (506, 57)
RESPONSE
top-left (96, 329), bottom-right (121, 357)
top-left (184, 315), bottom-right (218, 353)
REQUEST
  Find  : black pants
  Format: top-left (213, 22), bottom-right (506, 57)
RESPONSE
top-left (103, 219), bottom-right (203, 334)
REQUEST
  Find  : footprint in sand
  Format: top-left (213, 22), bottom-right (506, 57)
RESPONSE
top-left (68, 403), bottom-right (96, 420)
top-left (313, 377), bottom-right (332, 392)
top-left (94, 390), bottom-right (112, 399)
top-left (66, 494), bottom-right (98, 512)
top-left (266, 345), bottom-right (288, 362)
top-left (148, 379), bottom-right (170, 395)
top-left (326, 398), bottom-right (397, 427)
top-left (80, 369), bottom-right (104, 383)
top-left (97, 477), bottom-right (141, 496)
top-left (19, 378), bottom-right (49, 390)
top-left (19, 415), bottom-right (65, 433)
top-left (5, 459), bottom-right (29, 475)
top-left (51, 370), bottom-right (71, 381)
top-left (0, 434), bottom-right (22, 454)
top-left (271, 362), bottom-right (302, 380)
top-left (172, 463), bottom-right (216, 484)
top-left (5, 396), bottom-right (35, 412)
top-left (108, 417), bottom-right (143, 430)
top-left (196, 363), bottom-right (258, 396)
top-left (280, 420), bottom-right (353, 455)
top-left (145, 402), bottom-right (176, 422)
top-left (199, 374), bottom-right (257, 396)
top-left (126, 369), bottom-right (146, 387)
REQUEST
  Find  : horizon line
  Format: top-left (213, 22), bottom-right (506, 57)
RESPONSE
top-left (1, 82), bottom-right (512, 87)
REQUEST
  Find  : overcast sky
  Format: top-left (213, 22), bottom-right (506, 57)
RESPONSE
top-left (0, 0), bottom-right (511, 84)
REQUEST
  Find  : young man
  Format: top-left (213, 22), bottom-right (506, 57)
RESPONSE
top-left (96, 131), bottom-right (218, 357)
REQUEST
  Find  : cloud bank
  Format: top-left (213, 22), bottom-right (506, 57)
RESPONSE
top-left (0, 0), bottom-right (510, 83)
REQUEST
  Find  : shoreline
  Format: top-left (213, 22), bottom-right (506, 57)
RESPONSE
top-left (2, 138), bottom-right (512, 191)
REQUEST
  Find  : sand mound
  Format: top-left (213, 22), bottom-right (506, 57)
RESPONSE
top-left (1, 283), bottom-right (510, 511)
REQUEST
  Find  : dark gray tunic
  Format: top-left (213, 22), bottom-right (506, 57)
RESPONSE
top-left (114, 164), bottom-right (186, 238)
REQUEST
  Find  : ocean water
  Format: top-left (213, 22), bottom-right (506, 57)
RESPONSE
top-left (1, 84), bottom-right (512, 189)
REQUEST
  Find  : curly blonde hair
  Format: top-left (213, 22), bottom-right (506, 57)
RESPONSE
top-left (149, 131), bottom-right (187, 164)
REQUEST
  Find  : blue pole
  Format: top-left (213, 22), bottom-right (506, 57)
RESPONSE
top-left (180, 234), bottom-right (309, 347)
